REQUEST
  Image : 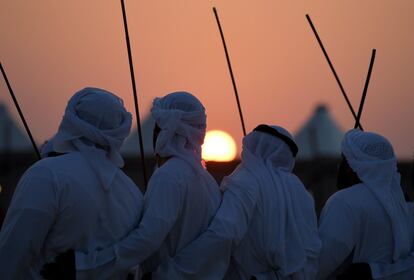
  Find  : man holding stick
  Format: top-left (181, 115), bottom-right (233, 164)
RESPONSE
top-left (317, 129), bottom-right (413, 279)
top-left (0, 87), bottom-right (144, 279)
top-left (43, 91), bottom-right (221, 279)
top-left (154, 125), bottom-right (321, 280)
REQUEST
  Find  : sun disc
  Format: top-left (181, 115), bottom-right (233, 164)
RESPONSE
top-left (202, 130), bottom-right (237, 162)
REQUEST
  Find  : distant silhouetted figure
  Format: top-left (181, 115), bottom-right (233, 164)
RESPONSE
top-left (0, 88), bottom-right (143, 279)
top-left (155, 125), bottom-right (321, 279)
top-left (317, 129), bottom-right (413, 279)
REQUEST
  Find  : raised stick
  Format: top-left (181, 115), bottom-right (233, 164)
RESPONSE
top-left (1, 63), bottom-right (41, 160)
top-left (354, 49), bottom-right (376, 129)
top-left (412, 153), bottom-right (414, 194)
top-left (213, 7), bottom-right (247, 136)
top-left (120, 0), bottom-right (148, 186)
top-left (306, 14), bottom-right (362, 130)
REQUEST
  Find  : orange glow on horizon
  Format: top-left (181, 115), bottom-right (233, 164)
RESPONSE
top-left (202, 130), bottom-right (237, 162)
top-left (1, 1), bottom-right (413, 157)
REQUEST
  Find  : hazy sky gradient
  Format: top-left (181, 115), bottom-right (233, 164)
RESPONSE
top-left (1, 0), bottom-right (413, 158)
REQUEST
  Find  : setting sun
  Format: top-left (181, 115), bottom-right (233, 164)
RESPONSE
top-left (202, 130), bottom-right (237, 162)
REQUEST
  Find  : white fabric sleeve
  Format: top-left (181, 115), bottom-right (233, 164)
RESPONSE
top-left (75, 174), bottom-right (182, 275)
top-left (154, 179), bottom-right (258, 279)
top-left (369, 252), bottom-right (414, 280)
top-left (0, 167), bottom-right (58, 279)
top-left (218, 181), bottom-right (259, 244)
top-left (317, 195), bottom-right (358, 280)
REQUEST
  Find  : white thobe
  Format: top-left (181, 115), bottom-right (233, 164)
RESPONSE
top-left (151, 165), bottom-right (256, 279)
top-left (159, 164), bottom-right (320, 280)
top-left (224, 167), bottom-right (319, 280)
top-left (75, 157), bottom-right (221, 279)
top-left (0, 152), bottom-right (143, 280)
top-left (367, 201), bottom-right (414, 280)
top-left (318, 183), bottom-right (414, 279)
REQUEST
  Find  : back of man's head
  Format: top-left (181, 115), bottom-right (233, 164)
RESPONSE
top-left (150, 91), bottom-right (206, 169)
top-left (242, 124), bottom-right (298, 172)
top-left (341, 129), bottom-right (397, 190)
top-left (74, 88), bottom-right (127, 130)
top-left (41, 87), bottom-right (132, 165)
top-left (156, 91), bottom-right (205, 113)
top-left (344, 130), bottom-right (394, 161)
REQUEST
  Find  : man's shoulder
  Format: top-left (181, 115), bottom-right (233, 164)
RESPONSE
top-left (326, 183), bottom-right (370, 209)
top-left (154, 157), bottom-right (193, 177)
top-left (36, 152), bottom-right (85, 168)
top-left (227, 164), bottom-right (252, 180)
top-left (332, 183), bottom-right (367, 197)
top-left (26, 153), bottom-right (92, 186)
top-left (221, 164), bottom-right (256, 190)
top-left (24, 154), bottom-right (78, 178)
top-left (15, 158), bottom-right (63, 194)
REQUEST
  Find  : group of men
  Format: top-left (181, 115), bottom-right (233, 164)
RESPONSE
top-left (0, 87), bottom-right (413, 279)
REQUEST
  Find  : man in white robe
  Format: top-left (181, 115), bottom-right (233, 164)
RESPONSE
top-left (66, 91), bottom-right (222, 278)
top-left (157, 124), bottom-right (321, 279)
top-left (341, 199), bottom-right (414, 280)
top-left (0, 87), bottom-right (143, 279)
top-left (317, 129), bottom-right (413, 279)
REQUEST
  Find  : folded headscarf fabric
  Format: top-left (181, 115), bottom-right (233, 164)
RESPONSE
top-left (235, 126), bottom-right (321, 277)
top-left (151, 91), bottom-right (206, 172)
top-left (342, 129), bottom-right (411, 261)
top-left (41, 87), bottom-right (132, 191)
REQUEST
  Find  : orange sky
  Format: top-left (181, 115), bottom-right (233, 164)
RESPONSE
top-left (1, 0), bottom-right (413, 158)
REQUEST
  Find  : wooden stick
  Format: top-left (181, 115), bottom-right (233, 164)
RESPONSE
top-left (120, 0), bottom-right (148, 187)
top-left (0, 63), bottom-right (41, 160)
top-left (213, 7), bottom-right (247, 136)
top-left (412, 153), bottom-right (414, 194)
top-left (354, 49), bottom-right (376, 129)
top-left (306, 14), bottom-right (363, 130)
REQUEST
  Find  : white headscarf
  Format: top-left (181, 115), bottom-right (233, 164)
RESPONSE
top-left (238, 125), bottom-right (321, 277)
top-left (342, 129), bottom-right (411, 261)
top-left (151, 91), bottom-right (206, 172)
top-left (40, 87), bottom-right (132, 191)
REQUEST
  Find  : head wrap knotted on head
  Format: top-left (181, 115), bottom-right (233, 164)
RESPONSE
top-left (151, 91), bottom-right (206, 171)
top-left (342, 129), bottom-right (411, 261)
top-left (41, 87), bottom-right (132, 191)
top-left (238, 125), bottom-right (321, 276)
